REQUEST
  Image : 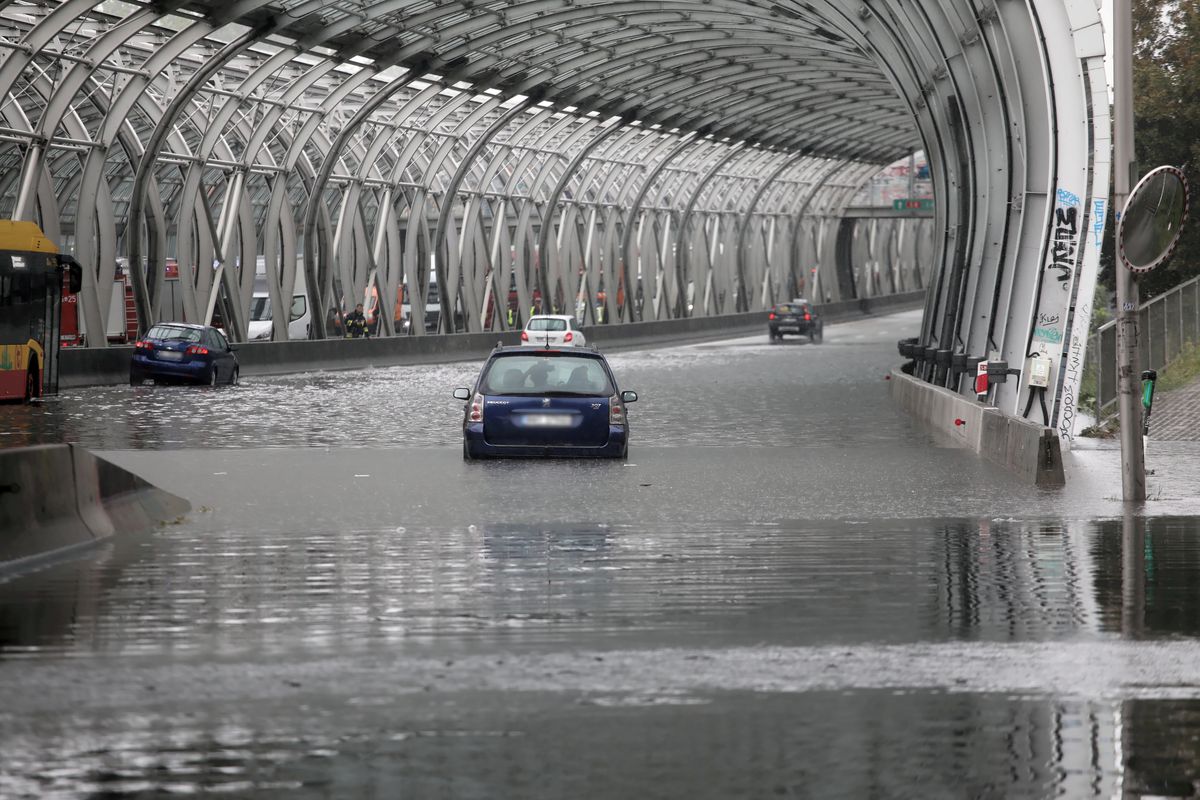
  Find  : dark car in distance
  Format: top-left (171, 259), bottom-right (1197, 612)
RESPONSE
top-left (130, 323), bottom-right (239, 386)
top-left (453, 345), bottom-right (637, 459)
top-left (768, 300), bottom-right (823, 343)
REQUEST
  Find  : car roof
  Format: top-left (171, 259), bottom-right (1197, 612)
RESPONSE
top-left (526, 314), bottom-right (574, 321)
top-left (491, 345), bottom-right (604, 359)
top-left (152, 321), bottom-right (206, 330)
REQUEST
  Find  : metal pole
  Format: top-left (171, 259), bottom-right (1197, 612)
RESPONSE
top-left (1114, 0), bottom-right (1146, 502)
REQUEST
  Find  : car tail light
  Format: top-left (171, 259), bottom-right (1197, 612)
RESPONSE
top-left (564, 331), bottom-right (574, 343)
top-left (135, 340), bottom-right (153, 350)
top-left (609, 394), bottom-right (624, 426)
top-left (768, 313), bottom-right (776, 320)
top-left (185, 345), bottom-right (209, 355)
top-left (520, 331), bottom-right (528, 341)
top-left (804, 312), bottom-right (811, 321)
top-left (469, 393), bottom-right (484, 423)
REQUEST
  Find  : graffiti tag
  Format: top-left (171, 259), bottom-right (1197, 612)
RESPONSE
top-left (1057, 188), bottom-right (1081, 206)
top-left (1058, 301), bottom-right (1091, 442)
top-left (1092, 199), bottom-right (1106, 248)
top-left (1049, 208), bottom-right (1078, 286)
top-left (1032, 326), bottom-right (1063, 344)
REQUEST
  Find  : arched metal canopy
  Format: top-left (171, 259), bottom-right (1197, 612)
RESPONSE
top-left (1, 0), bottom-right (1108, 443)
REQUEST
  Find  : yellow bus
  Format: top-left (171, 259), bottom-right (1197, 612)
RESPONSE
top-left (0, 221), bottom-right (81, 402)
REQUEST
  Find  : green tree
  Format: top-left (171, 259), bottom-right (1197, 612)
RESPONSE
top-left (1104, 0), bottom-right (1200, 298)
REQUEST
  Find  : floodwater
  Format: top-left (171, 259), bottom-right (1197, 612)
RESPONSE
top-left (3, 311), bottom-right (1200, 798)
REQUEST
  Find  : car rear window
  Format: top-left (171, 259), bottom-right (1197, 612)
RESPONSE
top-left (774, 304), bottom-right (808, 314)
top-left (482, 353), bottom-right (612, 395)
top-left (527, 317), bottom-right (567, 331)
top-left (147, 324), bottom-right (202, 342)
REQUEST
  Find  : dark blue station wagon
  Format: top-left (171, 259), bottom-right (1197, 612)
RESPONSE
top-left (130, 322), bottom-right (240, 386)
top-left (453, 346), bottom-right (638, 459)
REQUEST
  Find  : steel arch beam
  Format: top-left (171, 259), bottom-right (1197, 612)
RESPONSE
top-left (431, 97), bottom-right (539, 333)
top-left (617, 133), bottom-right (699, 321)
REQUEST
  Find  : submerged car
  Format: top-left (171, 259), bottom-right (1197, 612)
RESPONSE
top-left (768, 301), bottom-right (823, 343)
top-left (130, 322), bottom-right (239, 386)
top-left (521, 314), bottom-right (587, 347)
top-left (453, 345), bottom-right (637, 459)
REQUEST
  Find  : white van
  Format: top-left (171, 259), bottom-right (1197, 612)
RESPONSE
top-left (400, 270), bottom-right (441, 332)
top-left (248, 261), bottom-right (310, 340)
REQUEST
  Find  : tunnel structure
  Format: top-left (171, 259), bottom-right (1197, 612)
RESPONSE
top-left (2, 1), bottom-right (1107, 441)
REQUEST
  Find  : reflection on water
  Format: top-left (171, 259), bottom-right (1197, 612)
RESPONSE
top-left (0, 693), bottom-right (1152, 799)
top-left (3, 516), bottom-right (1200, 795)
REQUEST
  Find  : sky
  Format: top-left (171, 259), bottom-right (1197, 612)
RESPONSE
top-left (1103, 0), bottom-right (1114, 84)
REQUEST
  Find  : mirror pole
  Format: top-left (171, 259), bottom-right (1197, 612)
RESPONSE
top-left (1114, 0), bottom-right (1147, 502)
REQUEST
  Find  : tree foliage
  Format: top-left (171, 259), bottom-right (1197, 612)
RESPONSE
top-left (1104, 0), bottom-right (1200, 297)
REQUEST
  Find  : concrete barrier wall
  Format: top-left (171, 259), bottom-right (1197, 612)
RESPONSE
top-left (889, 370), bottom-right (1065, 488)
top-left (60, 290), bottom-right (926, 387)
top-left (0, 445), bottom-right (190, 575)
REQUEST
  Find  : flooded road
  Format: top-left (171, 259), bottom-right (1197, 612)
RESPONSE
top-left (3, 311), bottom-right (1200, 798)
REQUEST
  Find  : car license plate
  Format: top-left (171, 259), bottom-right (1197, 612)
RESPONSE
top-left (780, 326), bottom-right (799, 332)
top-left (524, 413), bottom-right (572, 427)
top-left (157, 351), bottom-right (183, 361)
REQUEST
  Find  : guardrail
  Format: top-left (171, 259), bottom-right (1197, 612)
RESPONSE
top-left (1086, 275), bottom-right (1200, 421)
top-left (60, 290), bottom-right (926, 388)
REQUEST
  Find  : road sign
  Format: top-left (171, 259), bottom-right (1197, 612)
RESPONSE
top-left (892, 198), bottom-right (934, 212)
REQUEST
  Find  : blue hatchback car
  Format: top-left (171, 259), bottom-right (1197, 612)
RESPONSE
top-left (453, 346), bottom-right (638, 459)
top-left (130, 322), bottom-right (240, 386)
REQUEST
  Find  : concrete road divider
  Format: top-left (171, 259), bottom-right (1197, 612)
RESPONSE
top-left (59, 291), bottom-right (926, 387)
top-left (889, 370), bottom-right (1065, 488)
top-left (0, 445), bottom-right (190, 576)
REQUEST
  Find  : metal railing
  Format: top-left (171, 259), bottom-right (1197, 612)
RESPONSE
top-left (1087, 274), bottom-right (1200, 421)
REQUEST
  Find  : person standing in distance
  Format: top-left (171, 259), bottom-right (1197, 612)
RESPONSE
top-left (345, 303), bottom-right (369, 338)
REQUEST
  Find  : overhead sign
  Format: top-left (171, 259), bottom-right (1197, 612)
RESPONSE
top-left (892, 198), bottom-right (934, 212)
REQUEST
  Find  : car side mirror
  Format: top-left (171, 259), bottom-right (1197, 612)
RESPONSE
top-left (228, 345), bottom-right (238, 352)
top-left (453, 388), bottom-right (470, 400)
top-left (621, 390), bottom-right (638, 403)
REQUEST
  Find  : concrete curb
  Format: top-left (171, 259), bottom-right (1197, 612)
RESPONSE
top-left (0, 445), bottom-right (190, 576)
top-left (889, 370), bottom-right (1065, 487)
top-left (60, 291), bottom-right (927, 387)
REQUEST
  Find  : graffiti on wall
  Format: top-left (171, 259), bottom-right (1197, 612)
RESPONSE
top-left (1047, 189), bottom-right (1081, 288)
top-left (1092, 199), bottom-right (1106, 247)
top-left (1058, 298), bottom-right (1091, 442)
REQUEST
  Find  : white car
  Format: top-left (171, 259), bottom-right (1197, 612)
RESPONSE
top-left (521, 314), bottom-right (587, 347)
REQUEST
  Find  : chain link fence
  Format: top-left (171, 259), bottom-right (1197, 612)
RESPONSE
top-left (1086, 275), bottom-right (1200, 421)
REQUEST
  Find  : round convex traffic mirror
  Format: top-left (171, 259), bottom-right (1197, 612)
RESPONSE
top-left (1118, 165), bottom-right (1190, 273)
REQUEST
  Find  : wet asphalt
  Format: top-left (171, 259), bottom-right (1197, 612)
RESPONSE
top-left (3, 311), bottom-right (1200, 798)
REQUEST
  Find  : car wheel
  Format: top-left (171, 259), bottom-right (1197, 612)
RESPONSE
top-left (809, 330), bottom-right (816, 343)
top-left (207, 366), bottom-right (218, 387)
top-left (24, 366), bottom-right (37, 402)
top-left (462, 439), bottom-right (475, 461)
top-left (129, 368), bottom-right (143, 386)
top-left (230, 366), bottom-right (239, 386)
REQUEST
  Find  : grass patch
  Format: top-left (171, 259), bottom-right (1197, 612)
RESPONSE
top-left (1080, 418), bottom-right (1119, 438)
top-left (1157, 341), bottom-right (1200, 393)
top-left (1079, 343), bottom-right (1198, 439)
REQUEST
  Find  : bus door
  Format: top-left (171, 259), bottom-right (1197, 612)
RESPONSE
top-left (41, 262), bottom-right (62, 395)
